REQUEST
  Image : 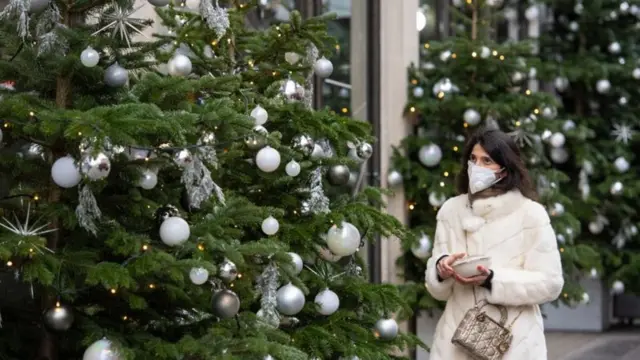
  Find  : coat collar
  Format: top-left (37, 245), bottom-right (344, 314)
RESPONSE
top-left (461, 190), bottom-right (527, 232)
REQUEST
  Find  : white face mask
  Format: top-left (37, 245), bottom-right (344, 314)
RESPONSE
top-left (467, 161), bottom-right (504, 194)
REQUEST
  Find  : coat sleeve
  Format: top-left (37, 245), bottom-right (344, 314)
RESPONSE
top-left (424, 206), bottom-right (457, 301)
top-left (485, 203), bottom-right (564, 306)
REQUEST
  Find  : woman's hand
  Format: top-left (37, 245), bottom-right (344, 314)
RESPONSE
top-left (454, 265), bottom-right (492, 286)
top-left (437, 252), bottom-right (466, 280)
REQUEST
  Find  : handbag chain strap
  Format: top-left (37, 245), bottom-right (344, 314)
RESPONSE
top-left (464, 221), bottom-right (525, 330)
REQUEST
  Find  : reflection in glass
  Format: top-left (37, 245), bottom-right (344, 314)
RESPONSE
top-left (418, 0), bottom-right (438, 41)
top-left (321, 0), bottom-right (351, 115)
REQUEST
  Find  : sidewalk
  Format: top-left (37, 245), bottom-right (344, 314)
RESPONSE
top-left (546, 332), bottom-right (640, 360)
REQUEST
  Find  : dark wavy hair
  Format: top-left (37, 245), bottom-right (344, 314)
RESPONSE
top-left (455, 127), bottom-right (538, 200)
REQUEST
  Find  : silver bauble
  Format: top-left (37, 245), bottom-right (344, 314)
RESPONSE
top-left (314, 56), bottom-right (334, 78)
top-left (21, 143), bottom-right (45, 160)
top-left (413, 86), bottom-right (424, 98)
top-left (80, 152), bottom-right (111, 181)
top-left (432, 78), bottom-right (458, 97)
top-left (612, 280), bottom-right (625, 294)
top-left (588, 221), bottom-right (604, 235)
top-left (614, 157), bottom-right (630, 173)
top-left (327, 165), bottom-right (351, 186)
top-left (549, 148), bottom-right (569, 164)
top-left (280, 79), bottom-right (305, 101)
top-left (288, 252), bottom-right (304, 275)
top-left (356, 142), bottom-right (373, 160)
top-left (596, 79), bottom-right (611, 94)
top-left (563, 120), bottom-right (576, 132)
top-left (148, 0), bottom-right (171, 6)
top-left (80, 47), bottom-right (100, 68)
top-left (418, 144), bottom-right (442, 167)
top-left (219, 258), bottom-right (238, 282)
top-left (29, 0), bottom-right (50, 13)
top-left (276, 283), bottom-right (305, 316)
top-left (211, 289), bottom-right (241, 319)
top-left (554, 77), bottom-right (569, 92)
top-left (511, 71), bottom-right (525, 84)
top-left (541, 106), bottom-right (557, 119)
top-left (43, 304), bottom-right (74, 331)
top-left (549, 132), bottom-right (565, 148)
top-left (411, 233), bottom-right (431, 259)
top-left (374, 318), bottom-right (399, 340)
top-left (608, 42), bottom-right (622, 54)
top-left (104, 63), bottom-right (128, 87)
top-left (463, 109), bottom-right (481, 126)
top-left (291, 134), bottom-right (315, 156)
top-left (633, 68), bottom-right (640, 80)
top-left (168, 54), bottom-right (192, 77)
top-left (387, 170), bottom-right (403, 187)
top-left (245, 125), bottom-right (268, 150)
top-left (549, 202), bottom-right (565, 216)
top-left (619, 97), bottom-right (628, 106)
top-left (83, 339), bottom-right (122, 360)
top-left (610, 181), bottom-right (624, 196)
top-left (428, 192), bottom-right (447, 207)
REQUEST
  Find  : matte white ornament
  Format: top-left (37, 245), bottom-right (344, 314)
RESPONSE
top-left (276, 283), bottom-right (305, 315)
top-left (148, 0), bottom-right (171, 6)
top-left (189, 267), bottom-right (209, 285)
top-left (251, 105), bottom-right (269, 125)
top-left (608, 42), bottom-right (621, 54)
top-left (288, 252), bottom-right (303, 275)
top-left (314, 288), bottom-right (340, 315)
top-left (418, 144), bottom-right (442, 167)
top-left (168, 54), bottom-right (192, 77)
top-left (314, 56), bottom-right (334, 78)
top-left (589, 267), bottom-right (599, 279)
top-left (159, 217), bottom-right (190, 246)
top-left (612, 280), bottom-right (625, 294)
top-left (104, 63), bottom-right (128, 87)
top-left (51, 156), bottom-right (82, 188)
top-left (463, 109), bottom-right (481, 126)
top-left (256, 146), bottom-right (281, 172)
top-left (80, 47), bottom-right (100, 68)
top-left (596, 79), bottom-right (611, 94)
top-left (138, 169), bottom-right (158, 190)
top-left (326, 221), bottom-right (361, 256)
top-left (83, 339), bottom-right (121, 360)
top-left (480, 46), bottom-right (491, 58)
top-left (563, 120), bottom-right (576, 132)
top-left (549, 132), bottom-right (566, 148)
top-left (285, 160), bottom-right (301, 177)
top-left (614, 157), bottom-right (630, 173)
top-left (541, 106), bottom-right (556, 119)
top-left (261, 216), bottom-right (279, 235)
top-left (411, 233), bottom-right (431, 259)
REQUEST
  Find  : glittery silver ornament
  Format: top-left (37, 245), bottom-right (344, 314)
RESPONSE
top-left (280, 79), bottom-right (305, 101)
top-left (43, 304), bottom-right (74, 331)
top-left (374, 318), bottom-right (399, 340)
top-left (276, 283), bottom-right (305, 316)
top-left (387, 170), bottom-right (403, 187)
top-left (356, 142), bottom-right (373, 160)
top-left (245, 125), bottom-right (268, 150)
top-left (80, 47), bottom-right (100, 68)
top-left (211, 289), bottom-right (240, 319)
top-left (168, 54), bottom-right (192, 77)
top-left (104, 62), bottom-right (128, 87)
top-left (313, 56), bottom-right (334, 78)
top-left (21, 143), bottom-right (45, 160)
top-left (610, 181), bottom-right (624, 196)
top-left (418, 144), bottom-right (442, 167)
top-left (327, 165), bottom-right (350, 186)
top-left (291, 134), bottom-right (315, 156)
top-left (174, 149), bottom-right (193, 167)
top-left (80, 152), bottom-right (111, 181)
top-left (219, 258), bottom-right (238, 282)
top-left (463, 109), bottom-right (481, 126)
top-left (148, 0), bottom-right (171, 6)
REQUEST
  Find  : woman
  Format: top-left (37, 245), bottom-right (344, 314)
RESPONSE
top-left (424, 128), bottom-right (564, 360)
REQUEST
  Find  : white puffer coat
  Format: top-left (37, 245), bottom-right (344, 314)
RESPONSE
top-left (424, 190), bottom-right (564, 360)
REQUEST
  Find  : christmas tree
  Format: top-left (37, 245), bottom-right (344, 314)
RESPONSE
top-left (538, 0), bottom-right (640, 296)
top-left (0, 0), bottom-right (420, 358)
top-left (391, 0), bottom-right (599, 315)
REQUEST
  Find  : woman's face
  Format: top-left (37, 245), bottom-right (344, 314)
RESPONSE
top-left (469, 143), bottom-right (502, 171)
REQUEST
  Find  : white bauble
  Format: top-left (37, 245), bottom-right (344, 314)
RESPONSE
top-left (610, 181), bottom-right (624, 195)
top-left (261, 216), bottom-right (279, 235)
top-left (288, 252), bottom-right (303, 275)
top-left (608, 42), bottom-right (621, 54)
top-left (313, 56), bottom-right (334, 78)
top-left (418, 144), bottom-right (442, 167)
top-left (314, 288), bottom-right (340, 315)
top-left (168, 54), bottom-right (192, 77)
top-left (51, 156), bottom-right (82, 188)
top-left (463, 109), bottom-right (481, 126)
top-left (588, 221), bottom-right (603, 234)
top-left (612, 280), bottom-right (625, 294)
top-left (563, 120), bottom-right (576, 132)
top-left (284, 52), bottom-right (301, 65)
top-left (80, 47), bottom-right (100, 68)
top-left (428, 192), bottom-right (447, 207)
top-left (148, 0), bottom-right (171, 6)
top-left (411, 233), bottom-right (431, 259)
top-left (554, 76), bottom-right (569, 92)
top-left (374, 318), bottom-right (399, 340)
top-left (159, 217), bottom-right (190, 246)
top-left (614, 157), bottom-right (629, 173)
top-left (311, 143), bottom-right (326, 159)
top-left (326, 221), bottom-right (361, 256)
top-left (633, 68), bottom-right (640, 80)
top-left (256, 146), bottom-right (281, 173)
top-left (596, 79), bottom-right (611, 94)
top-left (413, 86), bottom-right (424, 98)
top-left (83, 339), bottom-right (121, 360)
top-left (251, 105), bottom-right (269, 125)
top-left (276, 283), bottom-right (305, 315)
top-left (387, 170), bottom-right (403, 187)
top-left (580, 292), bottom-right (590, 305)
top-left (525, 5), bottom-right (539, 20)
top-left (138, 169), bottom-right (158, 190)
top-left (189, 267), bottom-right (209, 285)
top-left (104, 63), bottom-right (128, 87)
top-left (285, 160), bottom-right (301, 177)
top-left (549, 132), bottom-right (566, 148)
top-left (550, 148), bottom-right (569, 164)
top-left (589, 267), bottom-right (599, 279)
